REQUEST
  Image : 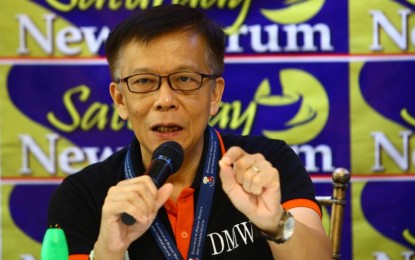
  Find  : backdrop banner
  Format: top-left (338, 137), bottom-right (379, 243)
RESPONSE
top-left (1, 1), bottom-right (414, 259)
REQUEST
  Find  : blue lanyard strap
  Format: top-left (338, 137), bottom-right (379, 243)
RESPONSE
top-left (123, 127), bottom-right (220, 260)
top-left (188, 127), bottom-right (219, 258)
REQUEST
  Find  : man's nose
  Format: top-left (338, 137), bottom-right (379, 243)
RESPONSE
top-left (154, 77), bottom-right (177, 110)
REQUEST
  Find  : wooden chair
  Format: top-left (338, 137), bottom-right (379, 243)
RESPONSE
top-left (316, 168), bottom-right (351, 260)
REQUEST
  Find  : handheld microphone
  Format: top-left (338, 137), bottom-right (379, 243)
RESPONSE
top-left (121, 141), bottom-right (184, 225)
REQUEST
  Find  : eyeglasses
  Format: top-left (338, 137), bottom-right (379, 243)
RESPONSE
top-left (118, 71), bottom-right (218, 94)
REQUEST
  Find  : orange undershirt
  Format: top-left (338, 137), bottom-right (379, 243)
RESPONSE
top-left (164, 187), bottom-right (196, 259)
top-left (69, 255), bottom-right (88, 260)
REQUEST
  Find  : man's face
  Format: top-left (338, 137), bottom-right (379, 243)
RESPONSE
top-left (110, 30), bottom-right (224, 163)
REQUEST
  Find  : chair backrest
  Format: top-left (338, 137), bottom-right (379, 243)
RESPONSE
top-left (316, 168), bottom-right (351, 260)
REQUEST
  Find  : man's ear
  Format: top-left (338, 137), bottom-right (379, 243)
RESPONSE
top-left (210, 77), bottom-right (225, 116)
top-left (109, 82), bottom-right (128, 120)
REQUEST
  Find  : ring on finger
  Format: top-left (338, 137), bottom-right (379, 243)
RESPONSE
top-left (251, 165), bottom-right (260, 173)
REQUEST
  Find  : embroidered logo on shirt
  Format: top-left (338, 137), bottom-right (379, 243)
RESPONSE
top-left (206, 221), bottom-right (255, 255)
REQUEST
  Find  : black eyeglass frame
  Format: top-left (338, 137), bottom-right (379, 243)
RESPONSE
top-left (117, 71), bottom-right (218, 94)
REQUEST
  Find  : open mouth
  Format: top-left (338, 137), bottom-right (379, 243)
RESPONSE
top-left (153, 126), bottom-right (182, 132)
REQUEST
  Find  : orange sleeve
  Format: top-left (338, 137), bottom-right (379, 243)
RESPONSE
top-left (282, 198), bottom-right (322, 219)
top-left (69, 254), bottom-right (89, 260)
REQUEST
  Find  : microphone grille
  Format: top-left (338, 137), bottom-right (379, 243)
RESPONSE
top-left (152, 141), bottom-right (184, 173)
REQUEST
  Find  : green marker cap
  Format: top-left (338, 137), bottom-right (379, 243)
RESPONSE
top-left (41, 227), bottom-right (69, 260)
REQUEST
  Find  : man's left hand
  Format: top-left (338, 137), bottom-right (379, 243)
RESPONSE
top-left (219, 146), bottom-right (284, 233)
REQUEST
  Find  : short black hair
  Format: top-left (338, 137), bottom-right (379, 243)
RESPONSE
top-left (105, 4), bottom-right (225, 80)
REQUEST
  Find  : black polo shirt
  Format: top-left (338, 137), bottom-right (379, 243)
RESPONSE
top-left (48, 131), bottom-right (319, 259)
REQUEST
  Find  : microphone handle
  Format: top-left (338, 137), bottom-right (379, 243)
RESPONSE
top-left (121, 213), bottom-right (137, 226)
top-left (121, 159), bottom-right (173, 225)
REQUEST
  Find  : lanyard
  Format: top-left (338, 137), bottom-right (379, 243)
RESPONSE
top-left (123, 127), bottom-right (220, 260)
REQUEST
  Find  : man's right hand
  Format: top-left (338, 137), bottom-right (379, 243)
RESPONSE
top-left (93, 175), bottom-right (173, 259)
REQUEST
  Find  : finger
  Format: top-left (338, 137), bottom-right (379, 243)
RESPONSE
top-left (117, 183), bottom-right (158, 214)
top-left (120, 199), bottom-right (149, 223)
top-left (220, 146), bottom-right (246, 165)
top-left (238, 164), bottom-right (262, 194)
top-left (250, 165), bottom-right (280, 194)
top-left (154, 183), bottom-right (173, 211)
top-left (219, 159), bottom-right (237, 194)
top-left (109, 179), bottom-right (159, 219)
top-left (233, 155), bottom-right (261, 184)
top-left (119, 175), bottom-right (158, 193)
top-left (106, 195), bottom-right (146, 224)
top-left (113, 188), bottom-right (157, 215)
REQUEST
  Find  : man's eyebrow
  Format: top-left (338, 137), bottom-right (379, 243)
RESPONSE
top-left (128, 66), bottom-right (201, 75)
top-left (128, 68), bottom-right (154, 75)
